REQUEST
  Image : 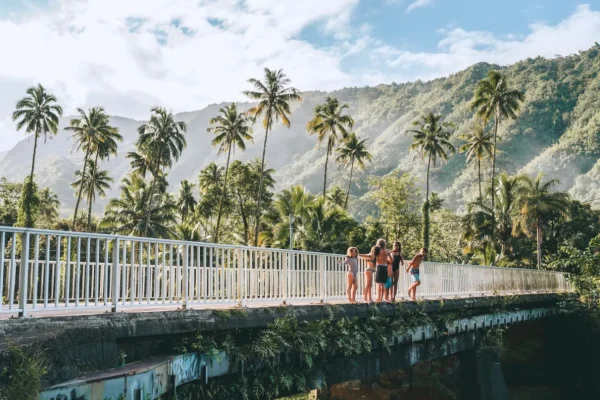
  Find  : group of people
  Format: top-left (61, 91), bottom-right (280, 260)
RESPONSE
top-left (343, 239), bottom-right (427, 303)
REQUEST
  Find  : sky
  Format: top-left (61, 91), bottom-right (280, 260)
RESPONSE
top-left (1, 0), bottom-right (600, 151)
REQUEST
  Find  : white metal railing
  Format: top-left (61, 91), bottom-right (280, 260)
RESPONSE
top-left (0, 226), bottom-right (572, 316)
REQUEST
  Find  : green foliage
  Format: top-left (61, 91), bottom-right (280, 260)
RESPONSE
top-left (421, 201), bottom-right (430, 251)
top-left (16, 176), bottom-right (39, 228)
top-left (478, 326), bottom-right (508, 356)
top-left (0, 344), bottom-right (48, 400)
top-left (367, 171), bottom-right (421, 253)
top-left (101, 173), bottom-right (177, 238)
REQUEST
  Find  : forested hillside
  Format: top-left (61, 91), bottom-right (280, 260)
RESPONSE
top-left (1, 45), bottom-right (599, 217)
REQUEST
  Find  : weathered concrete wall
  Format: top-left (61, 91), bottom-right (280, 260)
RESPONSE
top-left (0, 293), bottom-right (569, 386)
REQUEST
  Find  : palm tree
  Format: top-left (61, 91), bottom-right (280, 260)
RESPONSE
top-left (244, 68), bottom-right (302, 246)
top-left (127, 150), bottom-right (153, 178)
top-left (73, 159), bottom-right (114, 229)
top-left (208, 103), bottom-right (253, 243)
top-left (136, 107), bottom-right (187, 235)
top-left (12, 84), bottom-right (63, 181)
top-left (307, 97), bottom-right (354, 196)
top-left (12, 84), bottom-right (63, 227)
top-left (335, 132), bottom-right (371, 209)
top-left (459, 125), bottom-right (493, 200)
top-left (407, 113), bottom-right (456, 249)
top-left (65, 107), bottom-right (113, 227)
top-left (177, 180), bottom-right (197, 223)
top-left (429, 192), bottom-right (444, 212)
top-left (299, 196), bottom-right (353, 253)
top-left (516, 174), bottom-right (570, 270)
top-left (86, 164), bottom-right (113, 230)
top-left (101, 173), bottom-right (177, 238)
top-left (326, 186), bottom-right (345, 208)
top-left (261, 185), bottom-right (314, 248)
top-left (462, 173), bottom-right (528, 265)
top-left (37, 188), bottom-right (60, 223)
top-left (198, 162), bottom-right (222, 193)
top-left (471, 70), bottom-right (525, 224)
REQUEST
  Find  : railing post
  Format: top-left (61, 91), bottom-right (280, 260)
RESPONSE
top-left (111, 237), bottom-right (120, 312)
top-left (319, 255), bottom-right (325, 303)
top-left (182, 244), bottom-right (189, 310)
top-left (237, 248), bottom-right (243, 307)
top-left (18, 231), bottom-right (31, 317)
top-left (282, 251), bottom-right (288, 305)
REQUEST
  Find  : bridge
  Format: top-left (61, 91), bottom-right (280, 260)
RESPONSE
top-left (0, 226), bottom-right (571, 318)
top-left (0, 226), bottom-right (574, 400)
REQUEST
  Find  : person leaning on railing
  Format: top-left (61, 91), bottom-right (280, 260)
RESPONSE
top-left (358, 246), bottom-right (378, 303)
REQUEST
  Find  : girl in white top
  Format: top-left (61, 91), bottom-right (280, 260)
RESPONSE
top-left (343, 247), bottom-right (359, 303)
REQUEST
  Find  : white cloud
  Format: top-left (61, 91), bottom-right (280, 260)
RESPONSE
top-left (0, 1), bottom-right (600, 153)
top-left (0, 0), bottom-right (361, 149)
top-left (371, 4), bottom-right (600, 81)
top-left (406, 0), bottom-right (433, 13)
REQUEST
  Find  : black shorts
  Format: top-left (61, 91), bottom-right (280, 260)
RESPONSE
top-left (375, 265), bottom-right (388, 284)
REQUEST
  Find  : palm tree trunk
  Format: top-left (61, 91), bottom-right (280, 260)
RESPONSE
top-left (72, 148), bottom-right (91, 229)
top-left (344, 157), bottom-right (355, 210)
top-left (491, 108), bottom-right (500, 234)
top-left (144, 157), bottom-right (161, 237)
top-left (253, 123), bottom-right (271, 247)
top-left (478, 158), bottom-right (482, 200)
top-left (323, 140), bottom-right (332, 197)
top-left (30, 132), bottom-right (39, 181)
top-left (426, 153), bottom-right (431, 203)
top-left (537, 218), bottom-right (542, 270)
top-left (214, 147), bottom-right (232, 243)
top-left (86, 152), bottom-right (100, 230)
top-left (237, 189), bottom-right (249, 244)
top-left (422, 153), bottom-right (432, 253)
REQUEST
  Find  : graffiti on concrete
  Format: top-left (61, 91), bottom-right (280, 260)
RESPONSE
top-left (171, 353), bottom-right (200, 386)
top-left (48, 389), bottom-right (87, 400)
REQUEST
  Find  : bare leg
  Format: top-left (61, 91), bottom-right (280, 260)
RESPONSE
top-left (392, 270), bottom-right (400, 302)
top-left (364, 271), bottom-right (373, 303)
top-left (408, 281), bottom-right (420, 301)
top-left (376, 283), bottom-right (384, 303)
top-left (413, 280), bottom-right (421, 300)
top-left (346, 273), bottom-right (354, 302)
top-left (351, 279), bottom-right (358, 302)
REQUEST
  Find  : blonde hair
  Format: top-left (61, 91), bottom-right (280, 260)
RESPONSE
top-left (346, 247), bottom-right (358, 257)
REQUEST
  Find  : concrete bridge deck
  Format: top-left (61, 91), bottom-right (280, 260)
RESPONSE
top-left (1, 292), bottom-right (568, 400)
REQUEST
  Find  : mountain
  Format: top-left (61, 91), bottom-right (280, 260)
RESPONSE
top-left (2, 44), bottom-right (600, 217)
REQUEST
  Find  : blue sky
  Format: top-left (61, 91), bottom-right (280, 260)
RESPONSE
top-left (0, 0), bottom-right (599, 150)
top-left (300, 0), bottom-right (589, 53)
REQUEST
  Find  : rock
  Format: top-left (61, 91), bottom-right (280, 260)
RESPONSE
top-left (371, 382), bottom-right (394, 400)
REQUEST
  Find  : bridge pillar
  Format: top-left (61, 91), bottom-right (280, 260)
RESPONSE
top-left (459, 349), bottom-right (508, 400)
top-left (477, 349), bottom-right (509, 400)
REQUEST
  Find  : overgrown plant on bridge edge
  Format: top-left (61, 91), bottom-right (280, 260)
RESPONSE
top-left (170, 301), bottom-right (533, 400)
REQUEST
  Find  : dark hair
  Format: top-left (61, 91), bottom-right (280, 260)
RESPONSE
top-left (422, 247), bottom-right (429, 253)
top-left (376, 238), bottom-right (386, 250)
top-left (393, 241), bottom-right (402, 252)
top-left (370, 245), bottom-right (381, 260)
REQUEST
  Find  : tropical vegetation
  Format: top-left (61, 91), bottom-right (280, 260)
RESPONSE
top-left (3, 56), bottom-right (599, 273)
